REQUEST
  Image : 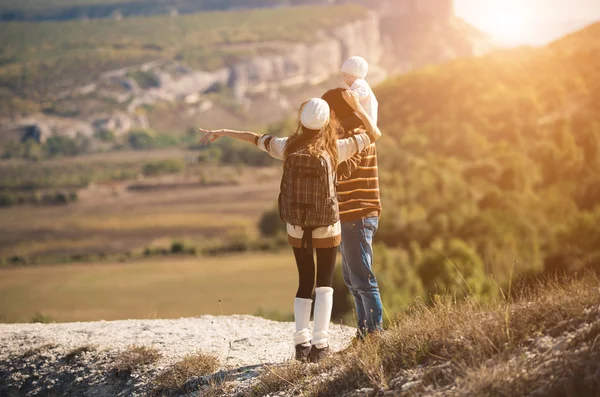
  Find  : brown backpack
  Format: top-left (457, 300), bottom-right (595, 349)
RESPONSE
top-left (278, 150), bottom-right (339, 248)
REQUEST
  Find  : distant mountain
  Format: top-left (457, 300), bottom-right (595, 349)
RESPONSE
top-left (369, 21), bottom-right (600, 289)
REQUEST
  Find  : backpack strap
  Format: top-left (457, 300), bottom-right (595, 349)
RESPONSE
top-left (301, 227), bottom-right (315, 249)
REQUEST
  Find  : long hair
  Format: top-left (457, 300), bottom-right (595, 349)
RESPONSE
top-left (321, 88), bottom-right (363, 134)
top-left (284, 99), bottom-right (339, 168)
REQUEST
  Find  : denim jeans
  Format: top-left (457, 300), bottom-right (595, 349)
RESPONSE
top-left (340, 217), bottom-right (383, 335)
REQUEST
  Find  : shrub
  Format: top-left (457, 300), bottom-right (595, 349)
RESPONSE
top-left (0, 192), bottom-right (15, 207)
top-left (30, 312), bottom-right (53, 323)
top-left (153, 352), bottom-right (219, 396)
top-left (44, 135), bottom-right (80, 157)
top-left (258, 206), bottom-right (285, 238)
top-left (126, 70), bottom-right (160, 89)
top-left (127, 130), bottom-right (155, 150)
top-left (54, 191), bottom-right (69, 205)
top-left (94, 129), bottom-right (116, 142)
top-left (142, 159), bottom-right (184, 177)
top-left (114, 346), bottom-right (161, 377)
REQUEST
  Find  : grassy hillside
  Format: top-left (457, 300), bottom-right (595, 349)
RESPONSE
top-left (226, 275), bottom-right (600, 396)
top-left (0, 4), bottom-right (366, 103)
top-left (335, 22), bottom-right (600, 314)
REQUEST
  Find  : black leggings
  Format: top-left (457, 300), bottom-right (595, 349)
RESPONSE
top-left (292, 247), bottom-right (337, 299)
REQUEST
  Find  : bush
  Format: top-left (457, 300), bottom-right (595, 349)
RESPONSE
top-left (127, 130), bottom-right (155, 150)
top-left (142, 159), bottom-right (184, 177)
top-left (54, 191), bottom-right (69, 205)
top-left (31, 312), bottom-right (53, 323)
top-left (126, 70), bottom-right (160, 89)
top-left (0, 192), bottom-right (15, 207)
top-left (258, 206), bottom-right (285, 237)
top-left (44, 136), bottom-right (79, 157)
top-left (94, 129), bottom-right (116, 142)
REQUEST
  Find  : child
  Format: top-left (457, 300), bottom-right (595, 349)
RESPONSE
top-left (199, 92), bottom-right (381, 363)
top-left (341, 56), bottom-right (379, 125)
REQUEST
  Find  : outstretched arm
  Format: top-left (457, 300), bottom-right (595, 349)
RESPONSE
top-left (198, 128), bottom-right (260, 145)
top-left (199, 127), bottom-right (288, 160)
top-left (342, 91), bottom-right (381, 142)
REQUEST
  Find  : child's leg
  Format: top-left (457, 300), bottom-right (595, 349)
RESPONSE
top-left (292, 247), bottom-right (316, 299)
top-left (313, 247), bottom-right (337, 349)
top-left (292, 247), bottom-right (315, 351)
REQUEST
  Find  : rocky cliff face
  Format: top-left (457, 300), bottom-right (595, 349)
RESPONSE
top-left (230, 13), bottom-right (382, 98)
top-left (1, 4), bottom-right (492, 141)
top-left (1, 13), bottom-right (384, 140)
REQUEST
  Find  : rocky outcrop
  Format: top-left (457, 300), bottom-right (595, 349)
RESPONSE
top-left (1, 13), bottom-right (384, 141)
top-left (230, 13), bottom-right (382, 100)
top-left (1, 3), bottom-right (493, 142)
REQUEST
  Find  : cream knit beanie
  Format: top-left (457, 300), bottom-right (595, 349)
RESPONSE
top-left (341, 56), bottom-right (369, 79)
top-left (300, 98), bottom-right (330, 130)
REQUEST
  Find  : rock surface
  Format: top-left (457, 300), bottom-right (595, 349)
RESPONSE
top-left (0, 315), bottom-right (355, 396)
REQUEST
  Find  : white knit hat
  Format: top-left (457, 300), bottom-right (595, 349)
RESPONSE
top-left (341, 56), bottom-right (368, 79)
top-left (300, 98), bottom-right (330, 130)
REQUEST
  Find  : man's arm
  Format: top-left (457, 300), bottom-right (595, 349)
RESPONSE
top-left (338, 150), bottom-right (365, 181)
top-left (343, 91), bottom-right (381, 142)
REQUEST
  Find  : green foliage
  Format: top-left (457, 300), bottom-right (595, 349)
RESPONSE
top-left (126, 130), bottom-right (155, 150)
top-left (365, 22), bottom-right (600, 305)
top-left (142, 159), bottom-right (184, 177)
top-left (126, 70), bottom-right (160, 89)
top-left (258, 206), bottom-right (286, 238)
top-left (94, 129), bottom-right (116, 142)
top-left (194, 137), bottom-right (277, 166)
top-left (30, 312), bottom-right (53, 323)
top-left (44, 135), bottom-right (91, 157)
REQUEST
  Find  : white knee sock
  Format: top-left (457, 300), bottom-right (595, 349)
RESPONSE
top-left (312, 287), bottom-right (334, 348)
top-left (293, 297), bottom-right (312, 346)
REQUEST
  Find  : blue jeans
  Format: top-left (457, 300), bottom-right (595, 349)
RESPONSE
top-left (340, 217), bottom-right (383, 335)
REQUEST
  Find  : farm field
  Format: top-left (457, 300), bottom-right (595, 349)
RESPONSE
top-left (0, 251), bottom-right (298, 323)
top-left (0, 149), bottom-right (282, 260)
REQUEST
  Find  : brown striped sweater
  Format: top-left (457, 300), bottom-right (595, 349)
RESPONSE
top-left (337, 132), bottom-right (381, 222)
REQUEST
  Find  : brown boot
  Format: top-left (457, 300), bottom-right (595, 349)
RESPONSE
top-left (309, 344), bottom-right (330, 363)
top-left (295, 343), bottom-right (311, 363)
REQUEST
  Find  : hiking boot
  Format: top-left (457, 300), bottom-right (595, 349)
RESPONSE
top-left (295, 343), bottom-right (311, 362)
top-left (309, 344), bottom-right (330, 363)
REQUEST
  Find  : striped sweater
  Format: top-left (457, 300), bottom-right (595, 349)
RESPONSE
top-left (336, 132), bottom-right (381, 222)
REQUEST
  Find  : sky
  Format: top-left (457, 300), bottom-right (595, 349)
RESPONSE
top-left (454, 0), bottom-right (600, 45)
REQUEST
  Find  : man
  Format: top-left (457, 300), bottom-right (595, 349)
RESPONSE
top-left (321, 88), bottom-right (384, 338)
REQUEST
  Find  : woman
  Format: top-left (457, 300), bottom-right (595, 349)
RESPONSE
top-left (199, 90), bottom-right (381, 363)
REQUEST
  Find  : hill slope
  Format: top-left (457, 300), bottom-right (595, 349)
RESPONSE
top-left (1, 276), bottom-right (597, 396)
top-left (356, 22), bottom-right (600, 314)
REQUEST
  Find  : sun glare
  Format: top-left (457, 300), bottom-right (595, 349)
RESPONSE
top-left (479, 2), bottom-right (533, 44)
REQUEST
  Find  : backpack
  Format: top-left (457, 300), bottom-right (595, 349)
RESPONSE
top-left (278, 150), bottom-right (339, 248)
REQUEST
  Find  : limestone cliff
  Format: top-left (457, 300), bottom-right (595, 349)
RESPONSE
top-left (1, 13), bottom-right (384, 140)
top-left (1, 3), bottom-right (492, 141)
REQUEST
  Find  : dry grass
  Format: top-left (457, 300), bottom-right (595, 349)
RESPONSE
top-left (113, 345), bottom-right (161, 376)
top-left (64, 345), bottom-right (96, 363)
top-left (21, 343), bottom-right (59, 358)
top-left (0, 251), bottom-right (296, 322)
top-left (239, 274), bottom-right (600, 396)
top-left (152, 352), bottom-right (219, 396)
